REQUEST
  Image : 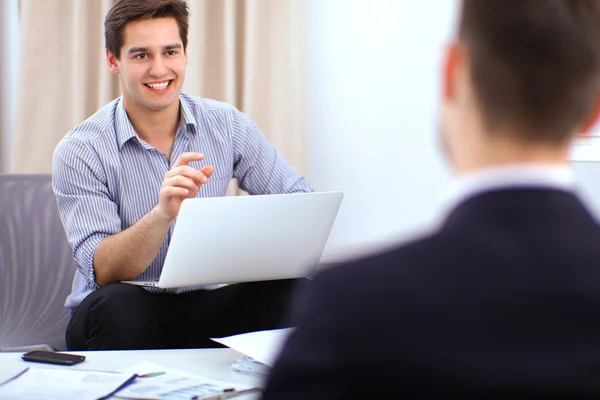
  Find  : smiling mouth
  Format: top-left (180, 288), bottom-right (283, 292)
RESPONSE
top-left (144, 80), bottom-right (173, 90)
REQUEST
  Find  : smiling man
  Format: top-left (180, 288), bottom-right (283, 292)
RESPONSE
top-left (52, 0), bottom-right (312, 351)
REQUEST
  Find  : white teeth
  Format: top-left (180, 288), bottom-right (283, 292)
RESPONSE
top-left (146, 81), bottom-right (169, 90)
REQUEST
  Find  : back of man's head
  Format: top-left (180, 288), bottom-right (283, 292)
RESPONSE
top-left (458, 0), bottom-right (600, 144)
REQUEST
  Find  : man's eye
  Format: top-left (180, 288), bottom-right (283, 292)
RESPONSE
top-left (166, 50), bottom-right (178, 56)
top-left (134, 54), bottom-right (147, 59)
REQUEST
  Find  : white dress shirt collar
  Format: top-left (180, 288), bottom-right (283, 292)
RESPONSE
top-left (440, 164), bottom-right (576, 216)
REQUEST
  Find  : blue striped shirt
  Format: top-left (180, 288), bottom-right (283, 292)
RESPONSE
top-left (52, 93), bottom-right (312, 310)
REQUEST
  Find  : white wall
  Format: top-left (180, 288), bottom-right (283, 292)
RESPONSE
top-left (307, 0), bottom-right (459, 261)
top-left (1, 0), bottom-right (20, 171)
top-left (573, 162), bottom-right (600, 220)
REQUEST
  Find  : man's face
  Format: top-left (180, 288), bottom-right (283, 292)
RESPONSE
top-left (107, 17), bottom-right (187, 113)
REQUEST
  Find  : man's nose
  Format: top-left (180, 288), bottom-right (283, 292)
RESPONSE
top-left (148, 56), bottom-right (168, 77)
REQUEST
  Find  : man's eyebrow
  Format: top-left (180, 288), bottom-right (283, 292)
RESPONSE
top-left (127, 46), bottom-right (148, 54)
top-left (127, 44), bottom-right (182, 54)
top-left (164, 43), bottom-right (183, 50)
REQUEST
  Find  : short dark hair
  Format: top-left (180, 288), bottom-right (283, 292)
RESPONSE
top-left (458, 0), bottom-right (600, 142)
top-left (105, 0), bottom-right (190, 59)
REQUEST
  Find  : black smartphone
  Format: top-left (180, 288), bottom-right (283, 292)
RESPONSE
top-left (21, 351), bottom-right (86, 366)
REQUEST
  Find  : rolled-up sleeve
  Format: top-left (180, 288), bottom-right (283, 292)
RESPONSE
top-left (52, 138), bottom-right (121, 287)
top-left (231, 109), bottom-right (313, 195)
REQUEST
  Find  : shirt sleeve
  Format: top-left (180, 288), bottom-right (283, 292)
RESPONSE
top-left (52, 138), bottom-right (122, 287)
top-left (231, 109), bottom-right (313, 195)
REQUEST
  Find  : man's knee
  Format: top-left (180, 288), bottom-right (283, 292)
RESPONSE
top-left (87, 282), bottom-right (149, 304)
top-left (258, 278), bottom-right (310, 299)
top-left (67, 283), bottom-right (165, 350)
top-left (249, 277), bottom-right (307, 291)
top-left (84, 283), bottom-right (151, 316)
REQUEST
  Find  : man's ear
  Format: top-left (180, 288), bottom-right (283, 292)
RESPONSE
top-left (106, 49), bottom-right (121, 75)
top-left (184, 48), bottom-right (188, 65)
top-left (442, 42), bottom-right (461, 103)
top-left (578, 90), bottom-right (600, 136)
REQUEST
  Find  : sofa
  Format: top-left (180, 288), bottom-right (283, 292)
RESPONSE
top-left (0, 174), bottom-right (74, 351)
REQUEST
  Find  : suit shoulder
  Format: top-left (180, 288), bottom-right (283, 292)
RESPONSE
top-left (312, 231), bottom-right (452, 297)
top-left (322, 232), bottom-right (449, 276)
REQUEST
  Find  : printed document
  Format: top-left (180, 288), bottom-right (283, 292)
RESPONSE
top-left (0, 367), bottom-right (136, 400)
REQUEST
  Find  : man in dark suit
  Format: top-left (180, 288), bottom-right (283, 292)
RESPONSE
top-left (263, 1), bottom-right (600, 398)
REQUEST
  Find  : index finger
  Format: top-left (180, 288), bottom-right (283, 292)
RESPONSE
top-left (173, 152), bottom-right (204, 168)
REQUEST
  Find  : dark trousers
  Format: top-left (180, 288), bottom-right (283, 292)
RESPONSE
top-left (66, 279), bottom-right (306, 351)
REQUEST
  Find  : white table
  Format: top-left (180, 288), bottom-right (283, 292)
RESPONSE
top-left (0, 348), bottom-right (263, 399)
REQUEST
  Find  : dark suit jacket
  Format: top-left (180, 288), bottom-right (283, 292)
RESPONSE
top-left (263, 188), bottom-right (600, 399)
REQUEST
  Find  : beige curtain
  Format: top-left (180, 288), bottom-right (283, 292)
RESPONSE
top-left (185, 0), bottom-right (308, 177)
top-left (10, 0), bottom-right (119, 173)
top-left (1, 0), bottom-right (23, 172)
top-left (10, 0), bottom-right (308, 189)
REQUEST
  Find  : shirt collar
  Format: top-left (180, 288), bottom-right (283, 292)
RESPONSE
top-left (179, 94), bottom-right (199, 129)
top-left (440, 164), bottom-right (576, 215)
top-left (114, 94), bottom-right (199, 150)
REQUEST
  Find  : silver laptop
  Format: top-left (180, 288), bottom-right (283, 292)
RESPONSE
top-left (123, 191), bottom-right (343, 288)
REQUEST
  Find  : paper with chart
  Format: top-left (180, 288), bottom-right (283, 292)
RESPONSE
top-left (0, 367), bottom-right (137, 400)
top-left (115, 361), bottom-right (254, 399)
top-left (211, 328), bottom-right (294, 367)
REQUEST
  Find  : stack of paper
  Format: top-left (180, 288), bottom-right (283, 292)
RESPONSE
top-left (0, 367), bottom-right (137, 400)
top-left (211, 328), bottom-right (294, 377)
top-left (0, 362), bottom-right (259, 400)
top-left (230, 355), bottom-right (271, 377)
top-left (115, 361), bottom-right (256, 399)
